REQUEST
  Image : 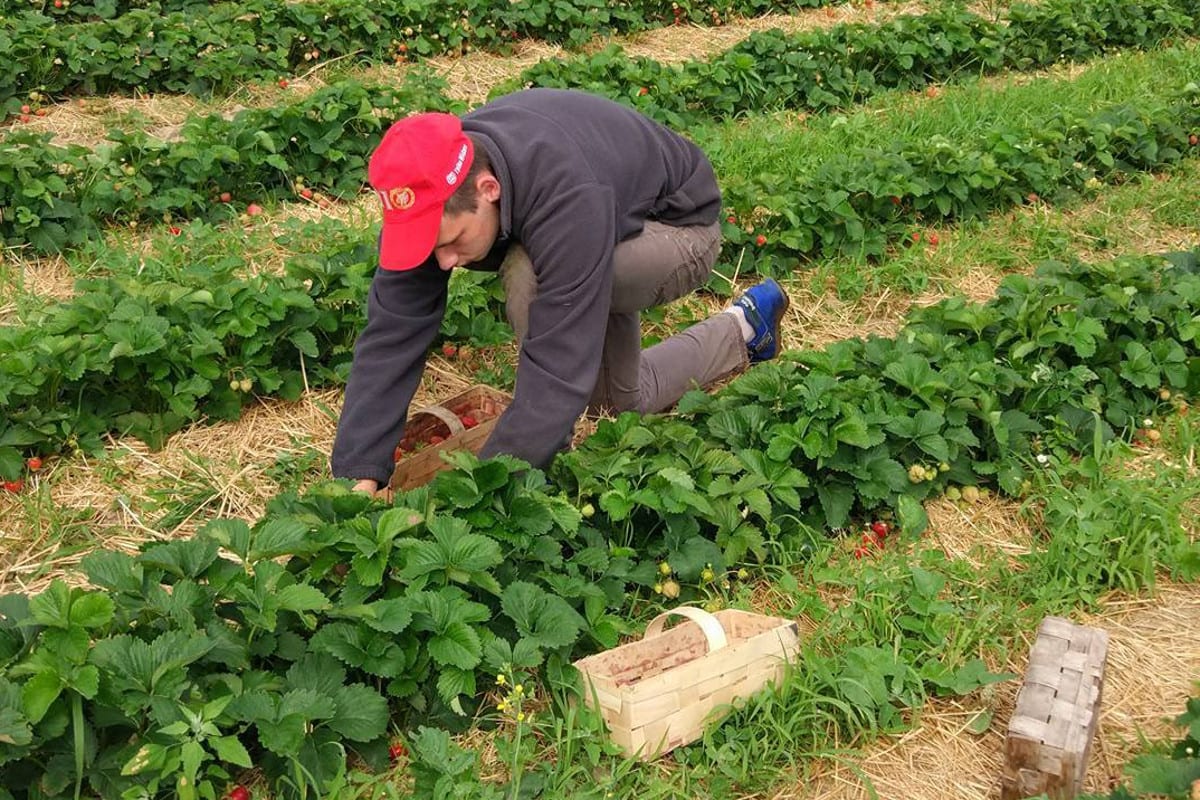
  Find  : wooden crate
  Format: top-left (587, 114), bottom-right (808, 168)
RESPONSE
top-left (388, 385), bottom-right (511, 491)
top-left (1000, 616), bottom-right (1110, 800)
top-left (573, 606), bottom-right (801, 760)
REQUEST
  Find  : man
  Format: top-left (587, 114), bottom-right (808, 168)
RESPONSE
top-left (331, 89), bottom-right (789, 493)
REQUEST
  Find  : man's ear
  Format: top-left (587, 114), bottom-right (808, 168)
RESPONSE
top-left (478, 172), bottom-right (501, 204)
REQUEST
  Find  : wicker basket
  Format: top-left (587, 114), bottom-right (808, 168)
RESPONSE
top-left (388, 385), bottom-right (512, 491)
top-left (573, 606), bottom-right (801, 760)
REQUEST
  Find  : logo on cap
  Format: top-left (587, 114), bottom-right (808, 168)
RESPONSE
top-left (445, 143), bottom-right (469, 186)
top-left (377, 187), bottom-right (416, 212)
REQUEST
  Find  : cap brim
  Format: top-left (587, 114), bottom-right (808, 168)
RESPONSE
top-left (378, 202), bottom-right (443, 271)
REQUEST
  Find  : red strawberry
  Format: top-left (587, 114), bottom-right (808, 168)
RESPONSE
top-left (246, 203), bottom-right (263, 216)
top-left (911, 231), bottom-right (921, 243)
top-left (299, 187), bottom-right (314, 199)
top-left (726, 215), bottom-right (737, 224)
top-left (278, 79), bottom-right (289, 88)
top-left (389, 742), bottom-right (407, 762)
top-left (927, 232), bottom-right (939, 246)
top-left (169, 226), bottom-right (182, 236)
top-left (227, 787), bottom-right (250, 800)
top-left (870, 521), bottom-right (888, 537)
top-left (638, 87), bottom-right (649, 96)
top-left (26, 457), bottom-right (42, 472)
top-left (853, 546), bottom-right (869, 559)
top-left (19, 104), bottom-right (30, 115)
top-left (3, 480), bottom-right (22, 493)
top-left (460, 415), bottom-right (477, 428)
top-left (755, 234), bottom-right (767, 246)
top-left (441, 343), bottom-right (457, 358)
top-left (890, 196), bottom-right (901, 205)
top-left (219, 192), bottom-right (232, 203)
top-left (1190, 134), bottom-right (1198, 146)
top-left (428, 435), bottom-right (445, 445)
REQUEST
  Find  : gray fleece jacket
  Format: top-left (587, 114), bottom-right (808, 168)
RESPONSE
top-left (331, 89), bottom-right (722, 481)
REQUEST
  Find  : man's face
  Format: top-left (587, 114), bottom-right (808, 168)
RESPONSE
top-left (431, 174), bottom-right (501, 271)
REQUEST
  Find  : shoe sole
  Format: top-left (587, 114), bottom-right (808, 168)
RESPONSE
top-left (755, 281), bottom-right (790, 362)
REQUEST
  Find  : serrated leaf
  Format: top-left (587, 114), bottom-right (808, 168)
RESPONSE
top-left (500, 581), bottom-right (585, 651)
top-left (362, 598), bottom-right (412, 634)
top-left (21, 671), bottom-right (62, 724)
top-left (285, 653), bottom-right (346, 696)
top-left (275, 584), bottom-right (330, 614)
top-left (198, 519), bottom-right (252, 560)
top-left (426, 622), bottom-right (482, 670)
top-left (328, 684), bottom-right (389, 741)
top-left (211, 735), bottom-right (253, 768)
top-left (435, 668), bottom-right (476, 712)
top-left (249, 518), bottom-right (313, 562)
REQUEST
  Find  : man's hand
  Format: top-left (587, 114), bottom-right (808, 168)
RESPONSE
top-left (352, 479), bottom-right (380, 494)
top-left (352, 478), bottom-right (392, 502)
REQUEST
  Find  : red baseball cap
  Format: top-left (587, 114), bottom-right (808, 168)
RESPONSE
top-left (368, 113), bottom-right (474, 270)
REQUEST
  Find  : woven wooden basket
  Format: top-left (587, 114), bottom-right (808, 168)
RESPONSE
top-left (388, 385), bottom-right (512, 491)
top-left (573, 606), bottom-right (801, 760)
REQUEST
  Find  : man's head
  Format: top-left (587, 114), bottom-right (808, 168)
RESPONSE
top-left (369, 113), bottom-right (500, 272)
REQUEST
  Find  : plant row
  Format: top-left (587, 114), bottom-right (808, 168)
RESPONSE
top-left (0, 0), bottom-right (818, 109)
top-left (2, 247), bottom-right (1199, 798)
top-left (498, 0), bottom-right (1200, 126)
top-left (5, 0), bottom-right (1199, 255)
top-left (0, 216), bottom-right (508, 482)
top-left (3, 79), bottom-right (1199, 480)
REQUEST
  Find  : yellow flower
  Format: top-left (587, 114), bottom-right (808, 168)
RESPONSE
top-left (514, 684), bottom-right (524, 694)
top-left (517, 712), bottom-right (526, 722)
top-left (496, 674), bottom-right (506, 685)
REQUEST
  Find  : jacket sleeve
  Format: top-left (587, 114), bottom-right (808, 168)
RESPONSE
top-left (331, 259), bottom-right (450, 484)
top-left (478, 183), bottom-right (616, 469)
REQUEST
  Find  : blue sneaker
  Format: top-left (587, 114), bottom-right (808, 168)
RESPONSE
top-left (733, 278), bottom-right (790, 362)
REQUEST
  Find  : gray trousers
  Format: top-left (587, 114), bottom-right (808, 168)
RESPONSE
top-left (500, 221), bottom-right (748, 416)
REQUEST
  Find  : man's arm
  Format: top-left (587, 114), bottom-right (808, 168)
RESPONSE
top-left (331, 259), bottom-right (450, 485)
top-left (478, 184), bottom-right (616, 469)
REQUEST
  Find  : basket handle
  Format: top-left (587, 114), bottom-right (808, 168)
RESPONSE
top-left (643, 606), bottom-right (729, 653)
top-left (408, 404), bottom-right (465, 435)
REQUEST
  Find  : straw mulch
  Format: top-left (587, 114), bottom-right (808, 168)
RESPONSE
top-left (786, 581), bottom-right (1200, 800)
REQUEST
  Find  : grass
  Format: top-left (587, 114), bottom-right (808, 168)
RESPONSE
top-left (694, 42), bottom-right (1200, 180)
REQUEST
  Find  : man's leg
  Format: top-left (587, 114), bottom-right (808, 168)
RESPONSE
top-left (500, 222), bottom-right (784, 417)
top-left (595, 221), bottom-right (746, 415)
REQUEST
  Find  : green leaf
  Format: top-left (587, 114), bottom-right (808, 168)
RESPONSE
top-left (327, 684), bottom-right (389, 742)
top-left (249, 518), bottom-right (313, 561)
top-left (68, 593), bottom-right (115, 630)
top-left (897, 494), bottom-right (929, 537)
top-left (198, 519), bottom-right (252, 560)
top-left (966, 709), bottom-right (993, 735)
top-left (21, 671), bottom-right (62, 724)
top-left (500, 581), bottom-right (585, 651)
top-left (435, 667), bottom-right (476, 712)
top-left (362, 598), bottom-right (413, 634)
top-left (426, 622), bottom-right (482, 670)
top-left (211, 735), bottom-right (253, 768)
top-left (138, 538), bottom-right (220, 579)
top-left (275, 584), bottom-right (330, 614)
